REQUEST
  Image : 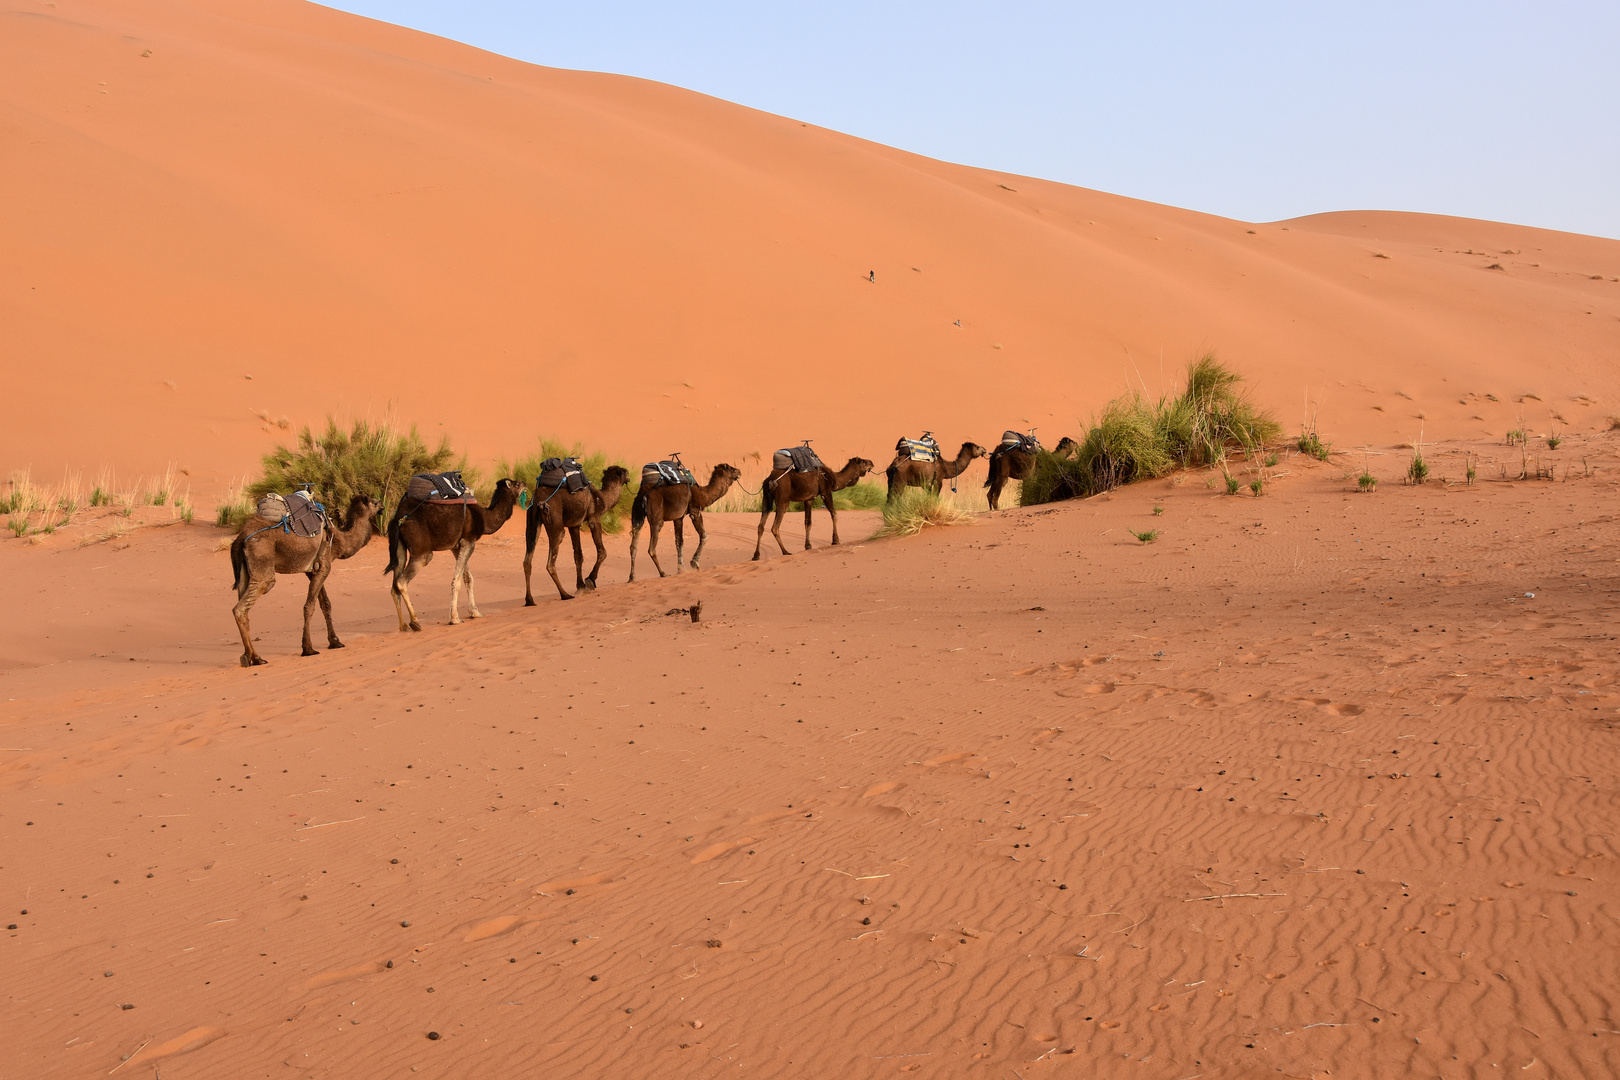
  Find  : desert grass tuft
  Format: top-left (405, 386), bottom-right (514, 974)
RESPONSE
top-left (879, 488), bottom-right (975, 537)
top-left (1546, 435), bottom-right (1562, 450)
top-left (253, 417), bottom-right (463, 522)
top-left (1407, 448), bottom-right (1429, 485)
top-left (1130, 528), bottom-right (1159, 543)
top-left (1022, 354), bottom-right (1279, 505)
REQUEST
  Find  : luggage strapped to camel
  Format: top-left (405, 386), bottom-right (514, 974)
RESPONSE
top-left (992, 429), bottom-right (1041, 459)
top-left (533, 457), bottom-right (590, 508)
top-left (640, 453), bottom-right (697, 489)
top-left (771, 440), bottom-right (825, 478)
top-left (249, 486), bottom-right (328, 540)
top-left (895, 431), bottom-right (941, 464)
top-left (394, 470), bottom-right (477, 527)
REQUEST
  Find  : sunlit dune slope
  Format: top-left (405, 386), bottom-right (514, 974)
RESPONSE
top-left (3, 0), bottom-right (1618, 491)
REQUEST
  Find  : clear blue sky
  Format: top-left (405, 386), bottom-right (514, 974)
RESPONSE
top-left (325, 1), bottom-right (1620, 239)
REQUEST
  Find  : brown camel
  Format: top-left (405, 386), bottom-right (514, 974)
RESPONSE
top-left (985, 435), bottom-right (1079, 510)
top-left (229, 494), bottom-right (381, 668)
top-left (752, 457), bottom-right (874, 560)
top-left (885, 440), bottom-right (988, 503)
top-left (384, 478), bottom-right (522, 630)
top-left (522, 466), bottom-right (632, 602)
top-left (682, 463), bottom-right (742, 570)
top-left (628, 463), bottom-right (739, 581)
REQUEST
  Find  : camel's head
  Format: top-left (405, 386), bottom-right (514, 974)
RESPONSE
top-left (966, 442), bottom-right (989, 459)
top-left (493, 478), bottom-right (522, 503)
top-left (350, 493), bottom-right (384, 528)
top-left (1053, 436), bottom-right (1079, 455)
top-left (849, 457), bottom-right (875, 478)
top-left (600, 465), bottom-right (632, 489)
top-left (715, 463), bottom-right (742, 484)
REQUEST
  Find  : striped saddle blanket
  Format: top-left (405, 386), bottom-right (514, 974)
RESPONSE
top-left (895, 434), bottom-right (940, 463)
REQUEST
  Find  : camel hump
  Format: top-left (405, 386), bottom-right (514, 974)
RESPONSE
top-left (538, 457), bottom-right (588, 493)
top-left (406, 471), bottom-right (476, 504)
top-left (255, 491), bottom-right (327, 537)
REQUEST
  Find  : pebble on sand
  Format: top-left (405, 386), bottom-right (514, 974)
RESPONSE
top-left (426, 1031), bottom-right (440, 1040)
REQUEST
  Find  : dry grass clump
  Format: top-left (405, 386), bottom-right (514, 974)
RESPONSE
top-left (879, 488), bottom-right (975, 537)
top-left (1023, 355), bottom-right (1279, 505)
top-left (497, 437), bottom-right (632, 533)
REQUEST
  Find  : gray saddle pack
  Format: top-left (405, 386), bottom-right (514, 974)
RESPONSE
top-left (641, 460), bottom-right (697, 488)
top-left (255, 490), bottom-right (328, 538)
top-left (996, 430), bottom-right (1041, 455)
top-left (405, 471), bottom-right (477, 505)
top-left (537, 457), bottom-right (589, 494)
top-left (772, 446), bottom-right (825, 474)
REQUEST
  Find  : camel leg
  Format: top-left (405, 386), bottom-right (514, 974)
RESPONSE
top-left (522, 511), bottom-right (539, 607)
top-left (671, 516), bottom-right (685, 575)
top-left (826, 491), bottom-right (841, 546)
top-left (231, 571), bottom-right (275, 668)
top-left (448, 540), bottom-right (475, 624)
top-left (687, 511), bottom-right (708, 570)
top-left (628, 523), bottom-right (641, 582)
top-left (546, 524), bottom-right (572, 600)
top-left (585, 521), bottom-right (606, 589)
top-left (771, 505), bottom-right (791, 556)
top-left (752, 502), bottom-right (770, 561)
top-left (987, 462), bottom-right (1004, 511)
top-left (394, 549), bottom-right (428, 632)
top-left (316, 585), bottom-right (343, 649)
top-left (646, 516), bottom-right (669, 578)
top-left (802, 498), bottom-right (814, 551)
top-left (570, 526), bottom-right (587, 592)
top-left (463, 543), bottom-right (482, 618)
top-left (299, 571), bottom-right (325, 657)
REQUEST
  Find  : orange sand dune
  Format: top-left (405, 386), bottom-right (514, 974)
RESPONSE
top-left (3, 0), bottom-right (1618, 497)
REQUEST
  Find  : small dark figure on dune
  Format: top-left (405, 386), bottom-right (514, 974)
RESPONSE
top-left (384, 478), bottom-right (522, 630)
top-left (229, 493), bottom-right (381, 668)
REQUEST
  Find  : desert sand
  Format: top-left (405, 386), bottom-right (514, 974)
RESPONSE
top-left (4, 1), bottom-right (1620, 1078)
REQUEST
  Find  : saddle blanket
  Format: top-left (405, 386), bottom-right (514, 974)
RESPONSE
top-left (896, 434), bottom-right (940, 463)
top-left (641, 461), bottom-right (697, 488)
top-left (255, 490), bottom-right (327, 538)
top-left (405, 471), bottom-right (477, 504)
top-left (538, 457), bottom-right (589, 493)
top-left (772, 446), bottom-right (825, 474)
top-left (996, 430), bottom-right (1041, 454)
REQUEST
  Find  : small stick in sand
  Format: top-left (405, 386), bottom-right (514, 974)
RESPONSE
top-left (1183, 892), bottom-right (1285, 902)
top-left (107, 1039), bottom-right (150, 1075)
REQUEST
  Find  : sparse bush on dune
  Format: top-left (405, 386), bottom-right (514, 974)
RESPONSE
top-left (879, 488), bottom-right (975, 537)
top-left (1022, 354), bottom-right (1280, 506)
top-left (497, 437), bottom-right (632, 534)
top-left (250, 418), bottom-right (464, 522)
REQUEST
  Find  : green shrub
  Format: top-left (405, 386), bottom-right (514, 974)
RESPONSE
top-left (89, 487), bottom-right (112, 508)
top-left (252, 418), bottom-right (463, 522)
top-left (1152, 505), bottom-right (1164, 516)
top-left (1297, 431), bottom-right (1330, 460)
top-left (1022, 354), bottom-right (1279, 505)
top-left (1225, 474), bottom-right (1241, 495)
top-left (1546, 435), bottom-right (1562, 450)
top-left (1407, 449), bottom-right (1429, 485)
top-left (1250, 477), bottom-right (1265, 496)
top-left (7, 517), bottom-right (24, 537)
top-left (497, 437), bottom-right (632, 534)
top-left (1130, 528), bottom-right (1158, 543)
top-left (1358, 470), bottom-right (1377, 492)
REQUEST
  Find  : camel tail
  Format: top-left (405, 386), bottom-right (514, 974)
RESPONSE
top-left (524, 501), bottom-right (541, 556)
top-left (631, 488), bottom-right (649, 530)
top-left (382, 517), bottom-right (403, 575)
top-left (229, 535), bottom-right (247, 592)
top-left (761, 476), bottom-right (776, 515)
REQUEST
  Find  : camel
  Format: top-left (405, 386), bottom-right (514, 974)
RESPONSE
top-left (985, 435), bottom-right (1079, 510)
top-left (681, 463), bottom-right (742, 570)
top-left (229, 493), bottom-right (382, 668)
top-left (628, 463), bottom-right (740, 581)
top-left (885, 440), bottom-right (988, 503)
top-left (383, 478), bottom-right (522, 630)
top-left (752, 457), bottom-right (874, 560)
top-left (522, 465), bottom-right (632, 602)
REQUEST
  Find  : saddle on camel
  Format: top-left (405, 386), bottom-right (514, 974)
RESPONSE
top-left (893, 431), bottom-right (942, 464)
top-left (252, 487), bottom-right (328, 537)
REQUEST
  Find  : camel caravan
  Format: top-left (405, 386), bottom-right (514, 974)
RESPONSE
top-left (229, 429), bottom-right (1049, 667)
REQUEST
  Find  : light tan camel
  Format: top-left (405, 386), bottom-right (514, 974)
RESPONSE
top-left (383, 478), bottom-right (521, 630)
top-left (628, 463), bottom-right (740, 581)
top-left (681, 463), bottom-right (742, 570)
top-left (229, 494), bottom-right (381, 668)
top-left (522, 466), bottom-right (632, 603)
top-left (985, 435), bottom-right (1079, 510)
top-left (752, 457), bottom-right (874, 560)
top-left (885, 441), bottom-right (988, 503)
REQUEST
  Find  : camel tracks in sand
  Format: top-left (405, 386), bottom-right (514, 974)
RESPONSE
top-left (123, 1026), bottom-right (225, 1068)
top-left (862, 781), bottom-right (906, 798)
top-left (299, 960), bottom-right (388, 990)
top-left (691, 837), bottom-right (757, 864)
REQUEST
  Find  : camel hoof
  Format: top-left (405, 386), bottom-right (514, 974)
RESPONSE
top-left (241, 655), bottom-right (265, 668)
top-left (524, 597), bottom-right (536, 607)
top-left (751, 553), bottom-right (761, 562)
top-left (408, 622), bottom-right (422, 632)
top-left (468, 610), bottom-right (483, 619)
top-left (579, 580), bottom-right (596, 592)
top-left (328, 641), bottom-right (345, 650)
top-left (559, 593), bottom-right (574, 601)
top-left (301, 648), bottom-right (319, 657)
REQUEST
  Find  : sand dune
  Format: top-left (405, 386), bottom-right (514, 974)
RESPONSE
top-left (3, 0), bottom-right (1618, 498)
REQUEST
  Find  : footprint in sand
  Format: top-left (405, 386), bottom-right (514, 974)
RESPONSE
top-left (863, 781), bottom-right (906, 798)
top-left (1321, 702), bottom-right (1365, 717)
top-left (921, 752), bottom-right (978, 768)
top-left (533, 870), bottom-right (616, 895)
top-left (300, 960), bottom-right (388, 990)
top-left (1430, 692), bottom-right (1466, 706)
top-left (125, 1026), bottom-right (225, 1069)
top-left (691, 838), bottom-right (756, 864)
top-left (1099, 1020), bottom-right (1122, 1030)
top-left (460, 914), bottom-right (549, 943)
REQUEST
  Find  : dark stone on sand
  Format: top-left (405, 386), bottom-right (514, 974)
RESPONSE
top-left (400, 920), bottom-right (411, 927)
top-left (391, 858), bottom-right (399, 864)
top-left (426, 1031), bottom-right (440, 1040)
top-left (1059, 884), bottom-right (1068, 890)
top-left (589, 975), bottom-right (598, 981)
top-left (121, 1003), bottom-right (134, 1010)
top-left (386, 960), bottom-right (393, 968)
top-left (104, 971), bottom-right (114, 977)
